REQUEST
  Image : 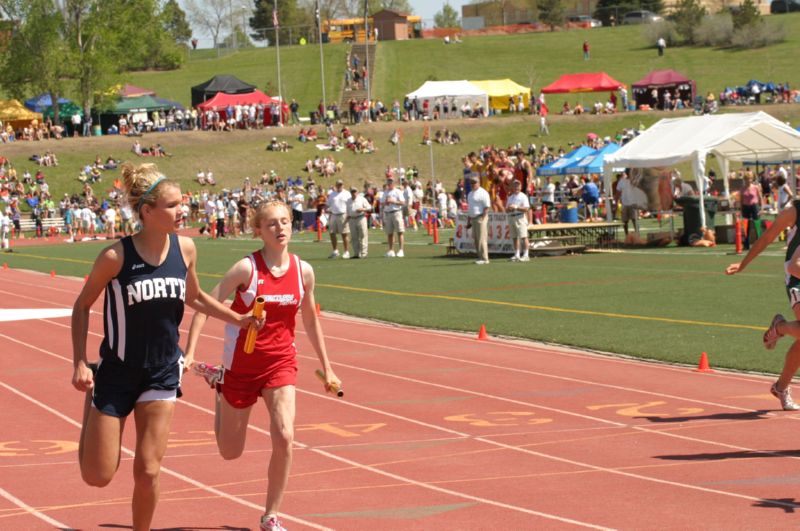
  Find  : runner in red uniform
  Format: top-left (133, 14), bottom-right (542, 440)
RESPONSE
top-left (186, 200), bottom-right (340, 531)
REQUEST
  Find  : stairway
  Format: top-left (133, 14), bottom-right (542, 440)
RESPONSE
top-left (338, 42), bottom-right (377, 119)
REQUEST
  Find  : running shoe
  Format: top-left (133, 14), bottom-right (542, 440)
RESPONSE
top-left (771, 382), bottom-right (800, 411)
top-left (396, 249), bottom-right (405, 258)
top-left (519, 255), bottom-right (530, 262)
top-left (328, 250), bottom-right (340, 259)
top-left (764, 314), bottom-right (786, 350)
top-left (342, 251), bottom-right (350, 259)
top-left (191, 362), bottom-right (224, 389)
top-left (260, 514), bottom-right (287, 531)
top-left (385, 250), bottom-right (396, 258)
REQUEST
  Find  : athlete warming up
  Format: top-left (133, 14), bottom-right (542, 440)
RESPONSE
top-left (186, 199), bottom-right (341, 531)
top-left (71, 162), bottom-right (258, 531)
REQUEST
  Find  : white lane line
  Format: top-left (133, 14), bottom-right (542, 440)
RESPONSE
top-left (0, 486), bottom-right (74, 529)
top-left (0, 308), bottom-right (73, 322)
top-left (0, 342), bottom-right (610, 528)
top-left (7, 289), bottom-right (800, 514)
top-left (0, 379), bottom-right (329, 530)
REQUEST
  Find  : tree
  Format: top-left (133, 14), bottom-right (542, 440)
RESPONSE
top-left (670, 0), bottom-right (706, 44)
top-left (733, 0), bottom-right (761, 29)
top-left (434, 2), bottom-right (460, 28)
top-left (186, 0), bottom-right (230, 48)
top-left (250, 0), bottom-right (301, 44)
top-left (162, 0), bottom-right (192, 43)
top-left (343, 0), bottom-right (413, 16)
top-left (0, 0), bottom-right (69, 121)
top-left (537, 0), bottom-right (564, 30)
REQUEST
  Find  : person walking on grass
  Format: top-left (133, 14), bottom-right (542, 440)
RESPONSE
top-left (71, 162), bottom-right (257, 531)
top-left (726, 199), bottom-right (800, 410)
top-left (186, 200), bottom-right (340, 531)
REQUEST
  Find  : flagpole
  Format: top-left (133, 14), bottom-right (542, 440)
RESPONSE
top-left (274, 6), bottom-right (283, 125)
top-left (316, 0), bottom-right (327, 113)
top-left (364, 0), bottom-right (371, 122)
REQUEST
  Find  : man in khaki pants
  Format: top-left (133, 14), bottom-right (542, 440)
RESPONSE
top-left (347, 186), bottom-right (372, 258)
top-left (467, 175), bottom-right (491, 264)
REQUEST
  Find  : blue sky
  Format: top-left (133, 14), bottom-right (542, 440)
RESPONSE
top-left (410, 0), bottom-right (470, 22)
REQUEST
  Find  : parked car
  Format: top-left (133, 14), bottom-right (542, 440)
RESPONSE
top-left (622, 10), bottom-right (663, 24)
top-left (568, 15), bottom-right (603, 27)
top-left (771, 0), bottom-right (800, 12)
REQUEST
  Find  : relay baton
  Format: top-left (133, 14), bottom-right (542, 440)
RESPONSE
top-left (315, 369), bottom-right (343, 397)
top-left (243, 296), bottom-right (266, 354)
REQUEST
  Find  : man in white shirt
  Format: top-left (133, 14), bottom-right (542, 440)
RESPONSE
top-left (326, 179), bottom-right (351, 259)
top-left (104, 205), bottom-right (117, 240)
top-left (467, 175), bottom-right (491, 264)
top-left (506, 180), bottom-right (530, 261)
top-left (347, 186), bottom-right (372, 258)
top-left (616, 172), bottom-right (640, 236)
top-left (380, 176), bottom-right (405, 257)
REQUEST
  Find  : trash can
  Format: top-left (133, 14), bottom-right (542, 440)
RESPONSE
top-left (559, 201), bottom-right (579, 223)
top-left (675, 196), bottom-right (718, 236)
top-left (92, 125), bottom-right (102, 136)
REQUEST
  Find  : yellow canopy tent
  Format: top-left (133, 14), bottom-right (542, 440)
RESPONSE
top-left (470, 79), bottom-right (531, 112)
top-left (0, 99), bottom-right (43, 131)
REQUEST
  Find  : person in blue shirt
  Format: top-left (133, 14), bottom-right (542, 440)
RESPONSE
top-left (579, 177), bottom-right (600, 221)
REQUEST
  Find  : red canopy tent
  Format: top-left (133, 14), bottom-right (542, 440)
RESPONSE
top-left (197, 89), bottom-right (288, 126)
top-left (541, 72), bottom-right (624, 94)
top-left (631, 69), bottom-right (695, 110)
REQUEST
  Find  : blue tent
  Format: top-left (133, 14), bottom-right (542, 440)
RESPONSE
top-left (565, 143), bottom-right (621, 175)
top-left (154, 97), bottom-right (185, 110)
top-left (536, 145), bottom-right (596, 176)
top-left (24, 93), bottom-right (76, 113)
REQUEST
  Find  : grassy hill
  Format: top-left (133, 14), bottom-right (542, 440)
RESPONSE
top-left (125, 14), bottom-right (800, 113)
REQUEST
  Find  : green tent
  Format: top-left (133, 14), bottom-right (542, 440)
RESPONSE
top-left (42, 100), bottom-right (83, 121)
top-left (111, 95), bottom-right (171, 114)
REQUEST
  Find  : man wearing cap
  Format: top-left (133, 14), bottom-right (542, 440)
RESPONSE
top-left (380, 177), bottom-right (405, 257)
top-left (467, 175), bottom-right (491, 264)
top-left (506, 180), bottom-right (530, 262)
top-left (326, 179), bottom-right (350, 259)
top-left (347, 186), bottom-right (372, 258)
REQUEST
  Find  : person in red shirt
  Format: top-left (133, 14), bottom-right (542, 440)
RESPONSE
top-left (186, 200), bottom-right (340, 531)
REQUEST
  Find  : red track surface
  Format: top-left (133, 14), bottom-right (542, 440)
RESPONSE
top-left (2, 267), bottom-right (800, 530)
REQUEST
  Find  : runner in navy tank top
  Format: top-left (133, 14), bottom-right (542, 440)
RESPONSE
top-left (727, 199), bottom-right (800, 411)
top-left (186, 200), bottom-right (340, 531)
top-left (71, 163), bottom-right (257, 531)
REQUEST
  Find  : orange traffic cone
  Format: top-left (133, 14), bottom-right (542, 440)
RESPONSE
top-left (2, 262), bottom-right (7, 270)
top-left (695, 352), bottom-right (714, 373)
top-left (84, 275), bottom-right (89, 282)
top-left (315, 303), bottom-right (321, 316)
top-left (477, 324), bottom-right (488, 341)
top-left (50, 269), bottom-right (56, 278)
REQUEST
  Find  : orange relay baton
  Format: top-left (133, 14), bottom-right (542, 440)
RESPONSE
top-left (243, 296), bottom-right (266, 354)
top-left (315, 369), bottom-right (343, 397)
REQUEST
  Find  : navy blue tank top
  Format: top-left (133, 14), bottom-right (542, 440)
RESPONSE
top-left (100, 234), bottom-right (187, 367)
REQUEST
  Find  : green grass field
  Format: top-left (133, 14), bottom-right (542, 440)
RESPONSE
top-left (4, 20), bottom-right (800, 376)
top-left (2, 230), bottom-right (791, 376)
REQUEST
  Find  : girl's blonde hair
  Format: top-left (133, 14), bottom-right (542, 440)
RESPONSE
top-left (120, 162), bottom-right (177, 217)
top-left (250, 200), bottom-right (291, 233)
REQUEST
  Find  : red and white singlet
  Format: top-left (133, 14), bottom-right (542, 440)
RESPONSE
top-left (223, 251), bottom-right (305, 374)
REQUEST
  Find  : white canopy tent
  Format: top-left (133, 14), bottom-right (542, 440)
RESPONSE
top-left (406, 80), bottom-right (489, 117)
top-left (603, 112), bottom-right (800, 227)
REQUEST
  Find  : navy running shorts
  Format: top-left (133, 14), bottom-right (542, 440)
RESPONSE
top-left (92, 357), bottom-right (184, 418)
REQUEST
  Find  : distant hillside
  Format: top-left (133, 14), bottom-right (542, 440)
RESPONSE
top-left (125, 15), bottom-right (800, 114)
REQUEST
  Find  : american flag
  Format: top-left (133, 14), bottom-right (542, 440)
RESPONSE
top-left (273, 4), bottom-right (279, 28)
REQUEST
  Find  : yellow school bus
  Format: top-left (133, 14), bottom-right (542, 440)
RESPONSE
top-left (322, 15), bottom-right (421, 43)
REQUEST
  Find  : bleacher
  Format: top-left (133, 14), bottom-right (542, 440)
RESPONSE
top-left (17, 217), bottom-right (64, 234)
